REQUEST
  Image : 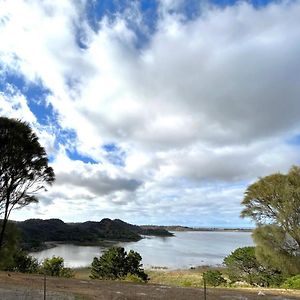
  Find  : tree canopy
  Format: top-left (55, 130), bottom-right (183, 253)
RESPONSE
top-left (0, 117), bottom-right (55, 249)
top-left (41, 256), bottom-right (73, 277)
top-left (90, 246), bottom-right (148, 282)
top-left (241, 166), bottom-right (300, 275)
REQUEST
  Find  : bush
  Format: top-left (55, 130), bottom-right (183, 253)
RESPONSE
top-left (282, 275), bottom-right (300, 289)
top-left (41, 256), bottom-right (73, 278)
top-left (9, 251), bottom-right (39, 273)
top-left (251, 271), bottom-right (285, 287)
top-left (0, 221), bottom-right (20, 270)
top-left (124, 273), bottom-right (146, 283)
top-left (224, 247), bottom-right (259, 283)
top-left (203, 270), bottom-right (226, 287)
top-left (90, 246), bottom-right (148, 282)
top-left (223, 246), bottom-right (284, 287)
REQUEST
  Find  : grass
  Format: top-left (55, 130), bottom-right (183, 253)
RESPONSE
top-left (72, 266), bottom-right (206, 285)
top-left (73, 267), bottom-right (91, 280)
top-left (1, 270), bottom-right (300, 300)
top-left (146, 266), bottom-right (225, 288)
top-left (72, 266), bottom-right (226, 288)
top-left (147, 269), bottom-right (204, 287)
top-left (74, 295), bottom-right (91, 300)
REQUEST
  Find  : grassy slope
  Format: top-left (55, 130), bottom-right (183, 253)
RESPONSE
top-left (73, 267), bottom-right (300, 293)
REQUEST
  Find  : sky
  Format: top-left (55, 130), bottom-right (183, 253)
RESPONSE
top-left (1, 0), bottom-right (300, 227)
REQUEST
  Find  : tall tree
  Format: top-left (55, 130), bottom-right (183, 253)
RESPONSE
top-left (241, 166), bottom-right (300, 274)
top-left (0, 117), bottom-right (55, 249)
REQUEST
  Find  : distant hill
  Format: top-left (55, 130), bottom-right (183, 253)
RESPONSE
top-left (15, 218), bottom-right (173, 251)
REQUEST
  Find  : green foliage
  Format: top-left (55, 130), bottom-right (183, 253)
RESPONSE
top-left (182, 280), bottom-right (193, 287)
top-left (282, 275), bottom-right (300, 289)
top-left (0, 221), bottom-right (20, 270)
top-left (8, 251), bottom-right (39, 273)
top-left (251, 270), bottom-right (285, 287)
top-left (0, 117), bottom-right (55, 249)
top-left (90, 247), bottom-right (127, 280)
top-left (90, 246), bottom-right (148, 282)
top-left (41, 256), bottom-right (74, 278)
top-left (241, 166), bottom-right (300, 275)
top-left (59, 267), bottom-right (75, 278)
top-left (223, 246), bottom-right (284, 287)
top-left (203, 270), bottom-right (226, 287)
top-left (0, 222), bottom-right (39, 274)
top-left (253, 226), bottom-right (300, 275)
top-left (124, 273), bottom-right (146, 283)
top-left (224, 247), bottom-right (259, 283)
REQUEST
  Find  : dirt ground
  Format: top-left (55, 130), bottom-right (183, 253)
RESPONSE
top-left (0, 272), bottom-right (299, 300)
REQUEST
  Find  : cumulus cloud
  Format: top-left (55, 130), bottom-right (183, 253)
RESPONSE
top-left (54, 162), bottom-right (142, 197)
top-left (2, 0), bottom-right (300, 225)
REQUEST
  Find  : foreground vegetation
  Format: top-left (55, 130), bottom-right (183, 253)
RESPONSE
top-left (2, 271), bottom-right (299, 300)
top-left (147, 267), bottom-right (300, 290)
top-left (73, 266), bottom-right (300, 291)
top-left (90, 246), bottom-right (148, 282)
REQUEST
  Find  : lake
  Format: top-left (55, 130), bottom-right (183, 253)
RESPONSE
top-left (30, 231), bottom-right (253, 269)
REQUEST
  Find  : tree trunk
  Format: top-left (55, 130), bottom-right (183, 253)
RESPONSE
top-left (0, 217), bottom-right (8, 250)
top-left (0, 193), bottom-right (10, 250)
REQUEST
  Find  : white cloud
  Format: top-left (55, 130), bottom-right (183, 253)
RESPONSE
top-left (2, 0), bottom-right (300, 225)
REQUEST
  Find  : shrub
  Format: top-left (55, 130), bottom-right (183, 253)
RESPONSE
top-left (182, 280), bottom-right (192, 287)
top-left (203, 270), bottom-right (226, 287)
top-left (41, 256), bottom-right (74, 277)
top-left (0, 221), bottom-right (20, 270)
top-left (223, 246), bottom-right (284, 287)
top-left (224, 247), bottom-right (259, 283)
top-left (250, 271), bottom-right (285, 287)
top-left (124, 273), bottom-right (146, 283)
top-left (10, 251), bottom-right (39, 273)
top-left (90, 246), bottom-right (148, 282)
top-left (282, 275), bottom-right (300, 289)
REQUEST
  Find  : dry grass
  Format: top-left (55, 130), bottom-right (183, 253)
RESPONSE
top-left (147, 269), bottom-right (204, 288)
top-left (73, 267), bottom-right (91, 280)
top-left (73, 266), bottom-right (207, 287)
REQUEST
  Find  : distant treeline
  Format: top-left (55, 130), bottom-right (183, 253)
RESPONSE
top-left (15, 218), bottom-right (173, 251)
top-left (141, 225), bottom-right (253, 232)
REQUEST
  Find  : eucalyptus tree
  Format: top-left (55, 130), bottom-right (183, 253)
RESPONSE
top-left (0, 117), bottom-right (55, 249)
top-left (241, 166), bottom-right (300, 274)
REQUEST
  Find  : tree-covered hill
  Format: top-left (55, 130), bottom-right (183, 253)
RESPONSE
top-left (15, 218), bottom-right (173, 251)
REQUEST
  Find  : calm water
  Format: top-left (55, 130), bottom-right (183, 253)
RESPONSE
top-left (31, 231), bottom-right (253, 269)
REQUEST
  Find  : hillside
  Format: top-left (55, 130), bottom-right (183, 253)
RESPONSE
top-left (15, 218), bottom-right (173, 251)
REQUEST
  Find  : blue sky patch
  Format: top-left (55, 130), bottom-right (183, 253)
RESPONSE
top-left (286, 134), bottom-right (300, 146)
top-left (66, 148), bottom-right (98, 164)
top-left (102, 143), bottom-right (126, 167)
top-left (0, 71), bottom-right (55, 126)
